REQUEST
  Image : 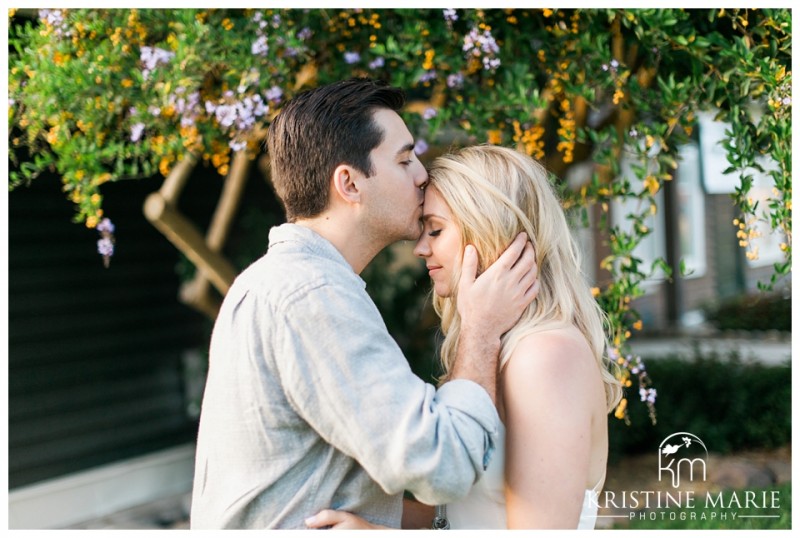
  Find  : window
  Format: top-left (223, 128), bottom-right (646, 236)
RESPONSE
top-left (698, 110), bottom-right (784, 268)
top-left (675, 142), bottom-right (706, 278)
top-left (611, 154), bottom-right (667, 293)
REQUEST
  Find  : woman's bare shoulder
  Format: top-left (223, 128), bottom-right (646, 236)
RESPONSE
top-left (511, 325), bottom-right (591, 363)
top-left (503, 325), bottom-right (598, 392)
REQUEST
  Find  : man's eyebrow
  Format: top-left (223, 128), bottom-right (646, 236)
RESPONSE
top-left (396, 142), bottom-right (416, 157)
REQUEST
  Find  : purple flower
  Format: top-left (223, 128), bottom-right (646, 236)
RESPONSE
top-left (172, 97), bottom-right (186, 114)
top-left (483, 57), bottom-right (501, 71)
top-left (446, 73), bottom-right (464, 89)
top-left (251, 35), bottom-right (269, 56)
top-left (130, 123), bottom-right (145, 142)
top-left (368, 57), bottom-right (385, 70)
top-left (423, 107), bottom-right (437, 120)
top-left (96, 218), bottom-right (115, 234)
top-left (235, 102), bottom-right (252, 124)
top-left (420, 70), bottom-right (437, 83)
top-left (140, 46), bottom-right (175, 80)
top-left (462, 27), bottom-right (501, 72)
top-left (344, 51), bottom-right (361, 64)
top-left (234, 103), bottom-right (255, 130)
top-left (443, 9), bottom-right (458, 23)
top-left (39, 9), bottom-right (71, 38)
top-left (265, 86), bottom-right (283, 103)
top-left (97, 236), bottom-right (115, 268)
top-left (170, 90), bottom-right (200, 124)
top-left (639, 388), bottom-right (657, 404)
top-left (215, 104), bottom-right (237, 128)
top-left (297, 27), bottom-right (312, 41)
top-left (97, 237), bottom-right (114, 257)
top-left (96, 218), bottom-right (115, 268)
top-left (252, 96), bottom-right (268, 117)
top-left (229, 139), bottom-right (247, 152)
top-left (148, 106), bottom-right (161, 117)
top-left (414, 139), bottom-right (429, 155)
top-left (463, 27), bottom-right (499, 55)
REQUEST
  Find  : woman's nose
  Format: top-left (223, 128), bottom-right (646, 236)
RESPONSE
top-left (413, 236), bottom-right (429, 258)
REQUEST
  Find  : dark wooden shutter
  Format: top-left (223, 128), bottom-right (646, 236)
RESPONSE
top-left (9, 173), bottom-right (208, 489)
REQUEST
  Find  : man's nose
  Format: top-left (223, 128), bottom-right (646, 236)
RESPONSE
top-left (415, 166), bottom-right (429, 189)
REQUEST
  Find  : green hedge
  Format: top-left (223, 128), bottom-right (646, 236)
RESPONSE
top-left (609, 350), bottom-right (790, 461)
top-left (703, 293), bottom-right (791, 333)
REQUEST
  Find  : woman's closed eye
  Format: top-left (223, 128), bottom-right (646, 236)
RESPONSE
top-left (428, 229), bottom-right (442, 237)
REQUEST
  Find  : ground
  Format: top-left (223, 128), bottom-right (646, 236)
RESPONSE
top-left (67, 444), bottom-right (790, 529)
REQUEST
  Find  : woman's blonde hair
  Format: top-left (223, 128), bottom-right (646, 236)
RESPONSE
top-left (428, 145), bottom-right (622, 412)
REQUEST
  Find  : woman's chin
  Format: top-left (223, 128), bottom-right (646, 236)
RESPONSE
top-left (432, 283), bottom-right (452, 298)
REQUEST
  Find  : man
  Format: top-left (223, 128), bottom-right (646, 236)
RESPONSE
top-left (190, 78), bottom-right (538, 529)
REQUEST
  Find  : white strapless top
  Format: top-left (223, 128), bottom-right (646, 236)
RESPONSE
top-left (446, 422), bottom-right (601, 529)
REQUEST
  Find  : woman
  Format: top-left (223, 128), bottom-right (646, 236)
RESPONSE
top-left (306, 145), bottom-right (622, 529)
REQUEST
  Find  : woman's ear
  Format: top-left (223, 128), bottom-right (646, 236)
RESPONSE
top-left (331, 164), bottom-right (361, 204)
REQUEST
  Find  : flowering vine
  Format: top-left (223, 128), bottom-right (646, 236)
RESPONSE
top-left (9, 8), bottom-right (791, 423)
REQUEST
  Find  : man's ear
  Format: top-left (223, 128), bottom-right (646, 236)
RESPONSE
top-left (331, 164), bottom-right (361, 204)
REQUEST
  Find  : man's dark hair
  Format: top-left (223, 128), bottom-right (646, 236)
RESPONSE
top-left (267, 78), bottom-right (406, 221)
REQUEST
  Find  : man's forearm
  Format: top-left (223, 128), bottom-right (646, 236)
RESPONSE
top-left (449, 327), bottom-right (501, 404)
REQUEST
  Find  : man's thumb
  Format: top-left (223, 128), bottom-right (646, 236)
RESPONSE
top-left (459, 245), bottom-right (478, 290)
